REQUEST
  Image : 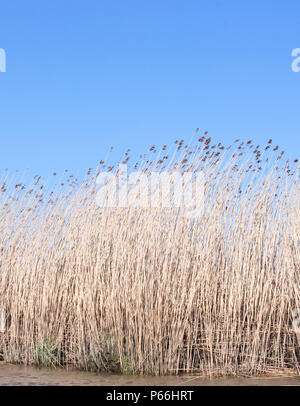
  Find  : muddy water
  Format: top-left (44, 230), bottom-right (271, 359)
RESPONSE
top-left (0, 363), bottom-right (300, 386)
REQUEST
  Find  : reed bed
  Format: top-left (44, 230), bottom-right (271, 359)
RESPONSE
top-left (0, 134), bottom-right (299, 376)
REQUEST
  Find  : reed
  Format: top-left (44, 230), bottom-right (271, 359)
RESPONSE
top-left (0, 134), bottom-right (299, 376)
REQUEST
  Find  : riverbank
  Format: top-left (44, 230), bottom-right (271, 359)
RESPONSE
top-left (0, 363), bottom-right (300, 386)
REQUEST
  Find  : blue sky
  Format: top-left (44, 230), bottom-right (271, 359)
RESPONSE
top-left (0, 0), bottom-right (299, 177)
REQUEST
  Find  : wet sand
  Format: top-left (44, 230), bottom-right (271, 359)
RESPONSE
top-left (0, 363), bottom-right (300, 386)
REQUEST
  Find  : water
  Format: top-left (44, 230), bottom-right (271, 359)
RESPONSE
top-left (0, 363), bottom-right (300, 386)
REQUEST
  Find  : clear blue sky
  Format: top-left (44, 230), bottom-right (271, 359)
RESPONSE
top-left (0, 0), bottom-right (299, 177)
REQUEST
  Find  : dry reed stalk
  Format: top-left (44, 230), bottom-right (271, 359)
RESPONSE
top-left (0, 135), bottom-right (299, 376)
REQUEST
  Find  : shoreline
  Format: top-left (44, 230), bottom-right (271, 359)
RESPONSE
top-left (0, 362), bottom-right (300, 386)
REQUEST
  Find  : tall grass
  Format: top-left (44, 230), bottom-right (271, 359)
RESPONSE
top-left (0, 135), bottom-right (299, 376)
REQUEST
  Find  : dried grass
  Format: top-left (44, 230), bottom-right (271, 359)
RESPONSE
top-left (0, 135), bottom-right (299, 376)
